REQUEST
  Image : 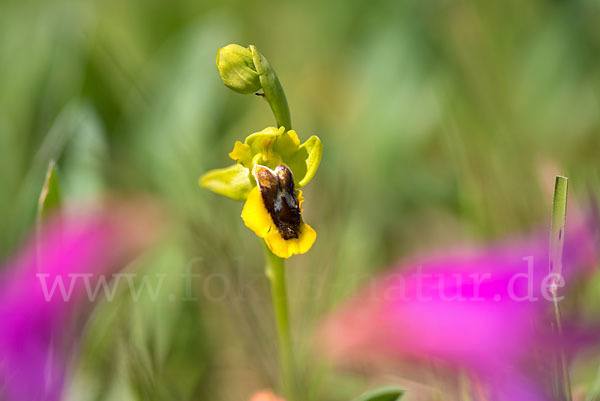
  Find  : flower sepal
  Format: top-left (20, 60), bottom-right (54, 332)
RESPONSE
top-left (199, 164), bottom-right (253, 201)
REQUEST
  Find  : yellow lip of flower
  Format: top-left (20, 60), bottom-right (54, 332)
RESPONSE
top-left (241, 164), bottom-right (316, 258)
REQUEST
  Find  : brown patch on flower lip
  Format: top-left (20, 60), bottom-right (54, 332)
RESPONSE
top-left (253, 165), bottom-right (301, 240)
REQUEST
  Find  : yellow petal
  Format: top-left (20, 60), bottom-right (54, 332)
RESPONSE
top-left (296, 189), bottom-right (304, 213)
top-left (241, 126), bottom-right (286, 167)
top-left (245, 126), bottom-right (283, 153)
top-left (265, 220), bottom-right (316, 258)
top-left (241, 186), bottom-right (275, 238)
top-left (229, 141), bottom-right (253, 166)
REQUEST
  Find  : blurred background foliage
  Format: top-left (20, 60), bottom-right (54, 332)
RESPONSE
top-left (1, 0), bottom-right (600, 400)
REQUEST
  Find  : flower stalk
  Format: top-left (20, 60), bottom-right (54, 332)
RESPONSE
top-left (250, 45), bottom-right (292, 130)
top-left (264, 244), bottom-right (296, 400)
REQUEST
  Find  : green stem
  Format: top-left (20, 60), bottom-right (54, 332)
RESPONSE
top-left (250, 46), bottom-right (292, 130)
top-left (263, 243), bottom-right (296, 400)
top-left (549, 175), bottom-right (572, 401)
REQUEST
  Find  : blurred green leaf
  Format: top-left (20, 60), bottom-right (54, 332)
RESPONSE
top-left (59, 101), bottom-right (108, 202)
top-left (37, 160), bottom-right (61, 221)
top-left (351, 386), bottom-right (404, 401)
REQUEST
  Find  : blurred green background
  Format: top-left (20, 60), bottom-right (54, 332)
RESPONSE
top-left (1, 0), bottom-right (600, 400)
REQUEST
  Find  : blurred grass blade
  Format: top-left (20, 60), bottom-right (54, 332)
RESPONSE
top-left (37, 160), bottom-right (61, 222)
top-left (549, 175), bottom-right (572, 401)
top-left (550, 175), bottom-right (568, 280)
top-left (351, 386), bottom-right (404, 401)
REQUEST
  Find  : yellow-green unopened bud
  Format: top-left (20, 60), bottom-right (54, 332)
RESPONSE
top-left (216, 44), bottom-right (262, 94)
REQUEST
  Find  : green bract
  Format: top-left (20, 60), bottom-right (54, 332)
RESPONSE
top-left (199, 126), bottom-right (322, 200)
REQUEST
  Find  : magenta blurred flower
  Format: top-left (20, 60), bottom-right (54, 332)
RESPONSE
top-left (319, 221), bottom-right (598, 401)
top-left (0, 202), bottom-right (161, 401)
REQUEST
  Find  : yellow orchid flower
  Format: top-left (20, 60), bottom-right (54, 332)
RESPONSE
top-left (200, 126), bottom-right (322, 258)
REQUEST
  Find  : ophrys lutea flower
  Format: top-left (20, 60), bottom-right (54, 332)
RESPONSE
top-left (200, 126), bottom-right (322, 258)
top-left (208, 43), bottom-right (318, 400)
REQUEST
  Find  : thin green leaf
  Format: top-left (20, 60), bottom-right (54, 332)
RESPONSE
top-left (351, 386), bottom-right (404, 401)
top-left (37, 160), bottom-right (61, 221)
top-left (549, 175), bottom-right (572, 401)
top-left (549, 175), bottom-right (568, 279)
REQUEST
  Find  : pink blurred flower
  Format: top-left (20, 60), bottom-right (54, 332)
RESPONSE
top-left (319, 220), bottom-right (599, 401)
top-left (0, 202), bottom-right (162, 401)
top-left (249, 389), bottom-right (287, 401)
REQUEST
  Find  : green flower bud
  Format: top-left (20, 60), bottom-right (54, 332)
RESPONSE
top-left (216, 44), bottom-right (262, 94)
